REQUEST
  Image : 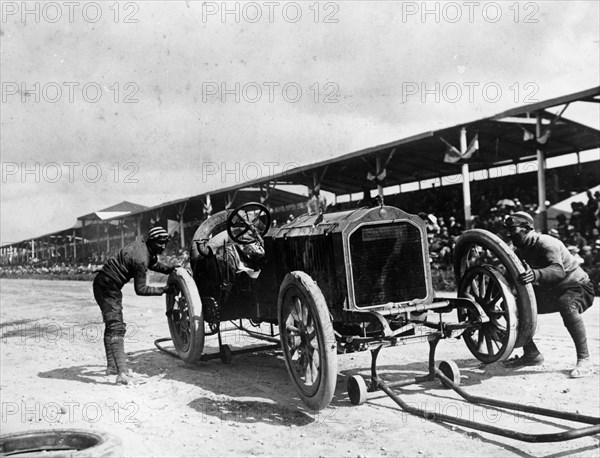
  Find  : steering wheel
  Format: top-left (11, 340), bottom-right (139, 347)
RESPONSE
top-left (226, 202), bottom-right (272, 245)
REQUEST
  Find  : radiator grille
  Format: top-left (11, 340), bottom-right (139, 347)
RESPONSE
top-left (349, 222), bottom-right (427, 308)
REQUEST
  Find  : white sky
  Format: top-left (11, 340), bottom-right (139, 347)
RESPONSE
top-left (1, 0), bottom-right (599, 244)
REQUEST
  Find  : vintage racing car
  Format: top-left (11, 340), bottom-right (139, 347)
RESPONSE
top-left (162, 202), bottom-right (538, 411)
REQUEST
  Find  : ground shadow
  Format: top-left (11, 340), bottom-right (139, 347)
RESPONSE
top-left (187, 396), bottom-right (316, 426)
top-left (1, 318), bottom-right (40, 339)
top-left (38, 365), bottom-right (115, 386)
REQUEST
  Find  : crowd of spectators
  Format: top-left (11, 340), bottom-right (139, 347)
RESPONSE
top-left (3, 184), bottom-right (599, 291)
top-left (0, 251), bottom-right (190, 281)
top-left (423, 187), bottom-right (600, 290)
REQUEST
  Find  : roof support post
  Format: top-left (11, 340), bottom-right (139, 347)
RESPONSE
top-left (95, 224), bottom-right (100, 257)
top-left (81, 220), bottom-right (86, 262)
top-left (375, 156), bottom-right (384, 199)
top-left (460, 128), bottom-right (472, 229)
top-left (536, 112), bottom-right (548, 232)
top-left (177, 201), bottom-right (188, 248)
top-left (72, 229), bottom-right (77, 262)
top-left (135, 216), bottom-right (142, 241)
top-left (120, 221), bottom-right (125, 248)
top-left (203, 195), bottom-right (212, 217)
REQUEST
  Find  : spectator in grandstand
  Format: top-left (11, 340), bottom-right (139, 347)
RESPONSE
top-left (503, 211), bottom-right (595, 378)
top-left (564, 226), bottom-right (588, 249)
top-left (593, 239), bottom-right (600, 264)
top-left (473, 194), bottom-right (491, 219)
top-left (437, 216), bottom-right (447, 232)
top-left (419, 212), bottom-right (440, 235)
top-left (580, 245), bottom-right (593, 268)
top-left (572, 230), bottom-right (588, 250)
top-left (549, 228), bottom-right (560, 239)
top-left (93, 226), bottom-right (180, 385)
top-left (447, 215), bottom-right (463, 237)
top-left (512, 197), bottom-right (524, 212)
top-left (584, 189), bottom-right (600, 235)
top-left (570, 201), bottom-right (586, 234)
top-left (555, 213), bottom-right (569, 239)
top-left (487, 209), bottom-right (505, 235)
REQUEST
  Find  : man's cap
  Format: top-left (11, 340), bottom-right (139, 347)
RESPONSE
top-left (549, 228), bottom-right (559, 236)
top-left (504, 211), bottom-right (534, 228)
top-left (148, 226), bottom-right (169, 242)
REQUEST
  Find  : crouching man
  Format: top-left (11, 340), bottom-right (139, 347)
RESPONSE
top-left (93, 227), bottom-right (178, 385)
top-left (504, 212), bottom-right (595, 378)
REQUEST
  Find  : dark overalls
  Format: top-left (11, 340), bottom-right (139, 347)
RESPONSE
top-left (93, 240), bottom-right (173, 374)
top-left (517, 232), bottom-right (595, 361)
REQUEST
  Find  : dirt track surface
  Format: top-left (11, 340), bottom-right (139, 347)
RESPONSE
top-left (1, 278), bottom-right (599, 457)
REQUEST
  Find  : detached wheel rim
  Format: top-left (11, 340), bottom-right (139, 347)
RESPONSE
top-left (458, 266), bottom-right (518, 363)
top-left (282, 288), bottom-right (322, 396)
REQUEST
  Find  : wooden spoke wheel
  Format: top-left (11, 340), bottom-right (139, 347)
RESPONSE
top-left (458, 266), bottom-right (518, 364)
top-left (278, 271), bottom-right (337, 411)
top-left (454, 229), bottom-right (536, 347)
top-left (165, 269), bottom-right (204, 363)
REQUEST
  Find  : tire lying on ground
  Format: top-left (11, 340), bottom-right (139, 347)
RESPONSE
top-left (0, 429), bottom-right (122, 457)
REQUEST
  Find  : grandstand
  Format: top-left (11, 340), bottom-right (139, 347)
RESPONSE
top-left (1, 87), bottom-right (599, 268)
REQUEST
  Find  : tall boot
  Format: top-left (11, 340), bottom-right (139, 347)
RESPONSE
top-left (109, 335), bottom-right (131, 384)
top-left (103, 334), bottom-right (117, 375)
top-left (563, 313), bottom-right (593, 378)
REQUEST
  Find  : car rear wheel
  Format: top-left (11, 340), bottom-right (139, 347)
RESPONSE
top-left (458, 266), bottom-right (518, 364)
top-left (166, 268), bottom-right (205, 363)
top-left (278, 271), bottom-right (337, 411)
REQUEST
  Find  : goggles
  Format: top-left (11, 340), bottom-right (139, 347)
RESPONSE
top-left (504, 214), bottom-right (533, 229)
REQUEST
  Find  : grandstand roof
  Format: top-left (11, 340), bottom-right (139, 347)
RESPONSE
top-left (207, 86), bottom-right (600, 196)
top-left (78, 201), bottom-right (148, 222)
top-left (115, 187), bottom-right (309, 222)
top-left (4, 87), bottom-right (599, 249)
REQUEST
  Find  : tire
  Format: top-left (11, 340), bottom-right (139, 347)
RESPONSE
top-left (453, 229), bottom-right (537, 347)
top-left (189, 210), bottom-right (230, 270)
top-left (0, 429), bottom-right (122, 457)
top-left (347, 375), bottom-right (368, 405)
top-left (278, 271), bottom-right (338, 411)
top-left (438, 360), bottom-right (461, 387)
top-left (220, 344), bottom-right (232, 364)
top-left (165, 268), bottom-right (204, 363)
top-left (458, 266), bottom-right (519, 364)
